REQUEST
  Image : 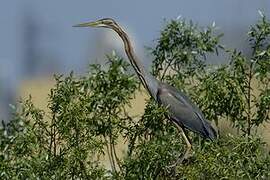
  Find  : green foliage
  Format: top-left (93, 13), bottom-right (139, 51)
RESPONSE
top-left (121, 100), bottom-right (184, 179)
top-left (1, 15), bottom-right (270, 179)
top-left (0, 55), bottom-right (138, 179)
top-left (197, 14), bottom-right (270, 134)
top-left (178, 135), bottom-right (270, 179)
top-left (151, 19), bottom-right (223, 81)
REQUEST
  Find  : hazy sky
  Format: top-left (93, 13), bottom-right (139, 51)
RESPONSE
top-left (0, 0), bottom-right (270, 82)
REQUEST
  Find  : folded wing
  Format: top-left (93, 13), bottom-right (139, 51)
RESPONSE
top-left (157, 83), bottom-right (217, 140)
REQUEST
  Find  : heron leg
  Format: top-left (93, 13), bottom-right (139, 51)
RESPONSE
top-left (176, 127), bottom-right (192, 164)
top-left (172, 121), bottom-right (192, 164)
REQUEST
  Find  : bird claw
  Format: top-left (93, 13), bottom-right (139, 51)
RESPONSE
top-left (166, 152), bottom-right (193, 169)
top-left (166, 162), bottom-right (179, 169)
top-left (166, 158), bottom-right (184, 169)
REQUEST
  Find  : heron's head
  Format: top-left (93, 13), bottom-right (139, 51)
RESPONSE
top-left (73, 18), bottom-right (118, 29)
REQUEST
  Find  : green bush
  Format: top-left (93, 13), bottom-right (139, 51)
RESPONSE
top-left (1, 15), bottom-right (270, 179)
top-left (178, 135), bottom-right (270, 179)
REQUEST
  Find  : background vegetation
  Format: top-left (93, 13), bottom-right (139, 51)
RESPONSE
top-left (1, 14), bottom-right (270, 179)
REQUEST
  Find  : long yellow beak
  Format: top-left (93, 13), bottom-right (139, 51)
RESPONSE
top-left (73, 21), bottom-right (99, 27)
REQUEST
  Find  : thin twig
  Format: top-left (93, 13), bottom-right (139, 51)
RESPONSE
top-left (109, 135), bottom-right (117, 172)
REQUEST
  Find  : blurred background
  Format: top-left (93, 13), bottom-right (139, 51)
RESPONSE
top-left (0, 0), bottom-right (270, 121)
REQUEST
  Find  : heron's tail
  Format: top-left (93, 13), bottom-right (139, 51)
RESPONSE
top-left (204, 121), bottom-right (218, 141)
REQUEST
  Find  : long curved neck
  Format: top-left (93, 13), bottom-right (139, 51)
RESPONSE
top-left (113, 27), bottom-right (145, 76)
top-left (112, 25), bottom-right (155, 96)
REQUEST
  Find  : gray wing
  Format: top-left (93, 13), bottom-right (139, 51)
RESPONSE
top-left (156, 83), bottom-right (217, 140)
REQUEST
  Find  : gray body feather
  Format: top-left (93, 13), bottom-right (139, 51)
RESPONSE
top-left (156, 82), bottom-right (217, 140)
top-left (142, 71), bottom-right (217, 140)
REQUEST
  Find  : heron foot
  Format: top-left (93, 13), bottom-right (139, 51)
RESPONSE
top-left (166, 151), bottom-right (193, 169)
